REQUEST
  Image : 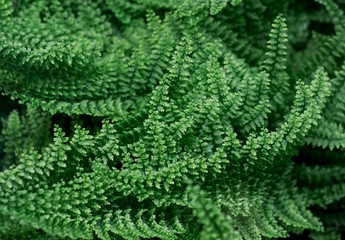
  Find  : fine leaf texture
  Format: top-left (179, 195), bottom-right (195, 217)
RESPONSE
top-left (1, 0), bottom-right (345, 239)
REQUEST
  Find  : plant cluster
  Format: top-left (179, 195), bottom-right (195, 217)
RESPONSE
top-left (1, 0), bottom-right (345, 239)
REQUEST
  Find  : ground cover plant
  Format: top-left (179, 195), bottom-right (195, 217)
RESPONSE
top-left (1, 0), bottom-right (345, 239)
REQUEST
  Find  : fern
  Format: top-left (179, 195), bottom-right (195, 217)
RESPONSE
top-left (1, 0), bottom-right (345, 239)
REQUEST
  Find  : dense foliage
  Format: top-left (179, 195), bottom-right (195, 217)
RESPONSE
top-left (1, 0), bottom-right (345, 239)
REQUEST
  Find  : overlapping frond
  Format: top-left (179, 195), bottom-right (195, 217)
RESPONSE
top-left (1, 0), bottom-right (345, 239)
